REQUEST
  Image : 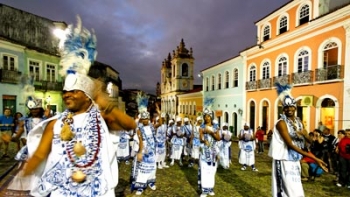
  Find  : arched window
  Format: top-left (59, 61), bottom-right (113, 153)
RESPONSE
top-left (278, 56), bottom-right (287, 76)
top-left (279, 16), bottom-right (287, 34)
top-left (218, 73), bottom-right (222, 90)
top-left (182, 63), bottom-right (188, 76)
top-left (225, 71), bottom-right (229, 88)
top-left (211, 76), bottom-right (215, 91)
top-left (249, 66), bottom-right (256, 82)
top-left (263, 25), bottom-right (270, 41)
top-left (234, 69), bottom-right (238, 87)
top-left (323, 42), bottom-right (338, 68)
top-left (299, 5), bottom-right (310, 25)
top-left (297, 50), bottom-right (309, 73)
top-left (262, 62), bottom-right (270, 79)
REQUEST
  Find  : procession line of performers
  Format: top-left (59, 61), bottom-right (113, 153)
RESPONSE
top-left (124, 93), bottom-right (234, 196)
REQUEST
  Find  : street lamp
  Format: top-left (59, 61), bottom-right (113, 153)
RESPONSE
top-left (238, 108), bottom-right (243, 116)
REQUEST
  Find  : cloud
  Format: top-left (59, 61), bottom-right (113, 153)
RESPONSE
top-left (0, 0), bottom-right (289, 94)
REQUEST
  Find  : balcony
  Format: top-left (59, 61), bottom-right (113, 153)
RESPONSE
top-left (258, 78), bottom-right (272, 89)
top-left (34, 80), bottom-right (63, 91)
top-left (0, 69), bottom-right (21, 84)
top-left (246, 81), bottom-right (258, 91)
top-left (292, 70), bottom-right (313, 85)
top-left (273, 74), bottom-right (290, 86)
top-left (315, 65), bottom-right (342, 82)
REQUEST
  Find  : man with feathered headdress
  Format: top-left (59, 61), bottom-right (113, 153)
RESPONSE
top-left (130, 92), bottom-right (160, 195)
top-left (268, 83), bottom-right (327, 197)
top-left (22, 16), bottom-right (136, 197)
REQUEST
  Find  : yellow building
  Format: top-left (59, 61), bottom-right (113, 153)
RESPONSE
top-left (177, 87), bottom-right (203, 123)
top-left (240, 0), bottom-right (350, 135)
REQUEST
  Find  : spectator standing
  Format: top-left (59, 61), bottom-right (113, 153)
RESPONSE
top-left (0, 108), bottom-right (14, 159)
top-left (12, 112), bottom-right (24, 152)
top-left (335, 129), bottom-right (350, 188)
top-left (256, 126), bottom-right (265, 154)
top-left (267, 129), bottom-right (273, 146)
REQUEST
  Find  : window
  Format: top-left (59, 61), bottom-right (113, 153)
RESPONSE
top-left (263, 25), bottom-right (270, 41)
top-left (211, 76), bottom-right (215, 90)
top-left (205, 77), bottom-right (209, 91)
top-left (217, 73), bottom-right (222, 90)
top-left (182, 63), bottom-right (188, 76)
top-left (249, 66), bottom-right (256, 82)
top-left (225, 71), bottom-right (229, 88)
top-left (2, 55), bottom-right (16, 70)
top-left (29, 60), bottom-right (41, 81)
top-left (299, 5), bottom-right (309, 25)
top-left (46, 64), bottom-right (56, 82)
top-left (262, 62), bottom-right (270, 79)
top-left (323, 42), bottom-right (338, 68)
top-left (279, 16), bottom-right (287, 34)
top-left (297, 50), bottom-right (309, 73)
top-left (278, 57), bottom-right (287, 76)
top-left (172, 65), bottom-right (175, 77)
top-left (233, 69), bottom-right (238, 87)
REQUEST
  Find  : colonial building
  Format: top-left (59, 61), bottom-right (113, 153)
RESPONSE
top-left (201, 56), bottom-right (245, 136)
top-left (160, 39), bottom-right (194, 119)
top-left (240, 0), bottom-right (350, 134)
top-left (0, 3), bottom-right (65, 114)
top-left (0, 3), bottom-right (124, 114)
top-left (177, 85), bottom-right (203, 123)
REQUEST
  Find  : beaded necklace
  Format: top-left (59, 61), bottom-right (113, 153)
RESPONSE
top-left (61, 105), bottom-right (101, 169)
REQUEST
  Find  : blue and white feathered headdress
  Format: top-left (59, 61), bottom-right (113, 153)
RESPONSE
top-left (203, 97), bottom-right (215, 118)
top-left (21, 75), bottom-right (42, 109)
top-left (275, 82), bottom-right (296, 107)
top-left (136, 92), bottom-right (150, 119)
top-left (57, 16), bottom-right (97, 99)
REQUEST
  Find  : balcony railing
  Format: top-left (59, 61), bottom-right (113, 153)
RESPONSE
top-left (0, 69), bottom-right (21, 84)
top-left (273, 74), bottom-right (290, 86)
top-left (258, 78), bottom-right (272, 89)
top-left (315, 65), bottom-right (342, 82)
top-left (292, 70), bottom-right (313, 85)
top-left (34, 80), bottom-right (63, 91)
top-left (246, 81), bottom-right (258, 90)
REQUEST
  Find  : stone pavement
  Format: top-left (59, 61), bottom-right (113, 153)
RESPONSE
top-left (0, 142), bottom-right (20, 180)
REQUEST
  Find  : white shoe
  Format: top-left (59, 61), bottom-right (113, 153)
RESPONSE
top-left (149, 184), bottom-right (156, 190)
top-left (252, 168), bottom-right (258, 172)
top-left (200, 194), bottom-right (207, 197)
top-left (209, 191), bottom-right (215, 196)
top-left (170, 161), bottom-right (174, 166)
top-left (163, 164), bottom-right (169, 168)
top-left (241, 166), bottom-right (246, 171)
top-left (158, 165), bottom-right (163, 169)
top-left (135, 189), bottom-right (143, 195)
